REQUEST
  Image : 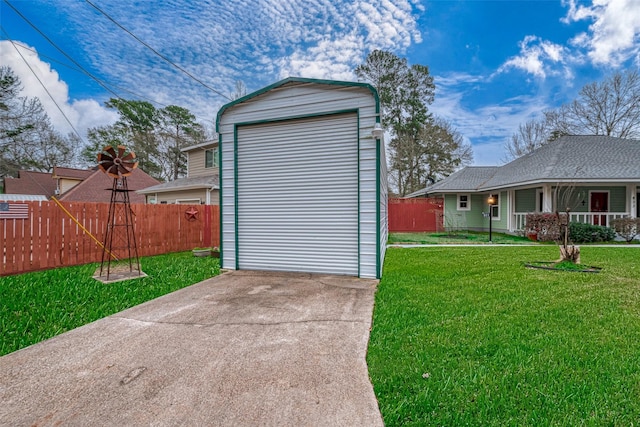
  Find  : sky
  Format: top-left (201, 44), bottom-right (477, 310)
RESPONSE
top-left (1, 0), bottom-right (640, 166)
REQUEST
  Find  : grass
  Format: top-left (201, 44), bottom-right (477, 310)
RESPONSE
top-left (368, 246), bottom-right (640, 426)
top-left (388, 231), bottom-right (535, 245)
top-left (0, 251), bottom-right (220, 356)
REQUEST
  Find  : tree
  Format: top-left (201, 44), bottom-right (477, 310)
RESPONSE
top-left (157, 105), bottom-right (205, 181)
top-left (85, 99), bottom-right (205, 181)
top-left (503, 118), bottom-right (550, 161)
top-left (506, 69), bottom-right (640, 161)
top-left (0, 66), bottom-right (76, 176)
top-left (549, 69), bottom-right (640, 139)
top-left (356, 50), bottom-right (471, 195)
top-left (230, 80), bottom-right (248, 100)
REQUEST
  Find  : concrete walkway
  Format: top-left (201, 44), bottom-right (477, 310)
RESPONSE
top-left (0, 271), bottom-right (383, 427)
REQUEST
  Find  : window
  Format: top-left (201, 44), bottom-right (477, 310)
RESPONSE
top-left (489, 193), bottom-right (500, 219)
top-left (205, 148), bottom-right (218, 168)
top-left (457, 194), bottom-right (471, 211)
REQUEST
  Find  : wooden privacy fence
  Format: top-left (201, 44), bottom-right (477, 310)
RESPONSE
top-left (388, 197), bottom-right (444, 232)
top-left (1, 201), bottom-right (220, 276)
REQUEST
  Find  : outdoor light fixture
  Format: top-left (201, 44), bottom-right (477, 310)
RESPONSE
top-left (487, 195), bottom-right (496, 243)
top-left (372, 122), bottom-right (384, 139)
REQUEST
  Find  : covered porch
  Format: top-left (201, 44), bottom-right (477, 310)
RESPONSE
top-left (509, 183), bottom-right (638, 232)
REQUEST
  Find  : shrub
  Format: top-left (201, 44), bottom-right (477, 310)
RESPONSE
top-left (525, 213), bottom-right (560, 242)
top-left (568, 222), bottom-right (616, 243)
top-left (611, 218), bottom-right (640, 243)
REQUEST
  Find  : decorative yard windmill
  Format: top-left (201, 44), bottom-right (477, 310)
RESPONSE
top-left (95, 145), bottom-right (144, 282)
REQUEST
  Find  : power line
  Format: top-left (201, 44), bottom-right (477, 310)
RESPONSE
top-left (3, 0), bottom-right (124, 101)
top-left (2, 30), bottom-right (86, 144)
top-left (4, 40), bottom-right (172, 110)
top-left (83, 0), bottom-right (232, 101)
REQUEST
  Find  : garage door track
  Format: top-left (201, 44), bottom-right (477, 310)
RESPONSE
top-left (0, 270), bottom-right (383, 426)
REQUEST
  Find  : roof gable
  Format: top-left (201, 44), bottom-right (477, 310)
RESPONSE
top-left (3, 170), bottom-right (56, 197)
top-left (216, 77), bottom-right (379, 131)
top-left (58, 169), bottom-right (160, 203)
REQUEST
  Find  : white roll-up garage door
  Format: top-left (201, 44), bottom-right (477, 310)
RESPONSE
top-left (237, 113), bottom-right (359, 275)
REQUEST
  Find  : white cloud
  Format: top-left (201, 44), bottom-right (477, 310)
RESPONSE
top-left (562, 0), bottom-right (640, 66)
top-left (430, 72), bottom-right (553, 165)
top-left (0, 40), bottom-right (117, 138)
top-left (498, 36), bottom-right (568, 79)
top-left (53, 0), bottom-right (422, 103)
top-left (4, 0), bottom-right (423, 141)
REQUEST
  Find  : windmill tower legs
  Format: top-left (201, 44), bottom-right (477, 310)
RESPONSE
top-left (95, 177), bottom-right (145, 283)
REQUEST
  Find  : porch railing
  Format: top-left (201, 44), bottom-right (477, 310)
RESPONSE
top-left (513, 212), bottom-right (630, 231)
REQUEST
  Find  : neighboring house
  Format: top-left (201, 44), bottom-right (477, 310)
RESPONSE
top-left (3, 170), bottom-right (57, 198)
top-left (58, 168), bottom-right (160, 204)
top-left (51, 166), bottom-right (94, 196)
top-left (412, 135), bottom-right (640, 233)
top-left (137, 141), bottom-right (219, 204)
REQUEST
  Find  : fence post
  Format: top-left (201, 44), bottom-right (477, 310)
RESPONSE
top-left (203, 205), bottom-right (212, 248)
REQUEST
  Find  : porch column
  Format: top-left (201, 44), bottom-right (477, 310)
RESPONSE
top-left (629, 184), bottom-right (637, 218)
top-left (542, 184), bottom-right (553, 212)
top-left (507, 189), bottom-right (514, 231)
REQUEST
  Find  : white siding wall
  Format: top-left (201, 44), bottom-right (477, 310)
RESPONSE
top-left (218, 81), bottom-right (382, 278)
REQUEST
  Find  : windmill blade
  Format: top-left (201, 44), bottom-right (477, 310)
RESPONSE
top-left (106, 164), bottom-right (120, 178)
top-left (117, 145), bottom-right (126, 158)
top-left (118, 164), bottom-right (132, 176)
top-left (121, 161), bottom-right (138, 170)
top-left (121, 152), bottom-right (136, 162)
top-left (98, 159), bottom-right (115, 173)
top-left (105, 146), bottom-right (117, 158)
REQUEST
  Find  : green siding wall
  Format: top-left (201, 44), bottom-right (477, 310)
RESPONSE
top-left (554, 186), bottom-right (627, 213)
top-left (515, 188), bottom-right (536, 212)
top-left (444, 192), bottom-right (508, 232)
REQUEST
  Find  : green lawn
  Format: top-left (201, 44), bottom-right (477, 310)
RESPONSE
top-left (389, 231), bottom-right (535, 245)
top-left (369, 246), bottom-right (640, 426)
top-left (0, 252), bottom-right (220, 356)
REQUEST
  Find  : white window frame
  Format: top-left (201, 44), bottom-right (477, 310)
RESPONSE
top-left (205, 147), bottom-right (219, 169)
top-left (176, 198), bottom-right (201, 205)
top-left (457, 194), bottom-right (471, 211)
top-left (490, 193), bottom-right (500, 220)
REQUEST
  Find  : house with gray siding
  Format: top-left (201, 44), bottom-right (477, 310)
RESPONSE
top-left (410, 135), bottom-right (640, 233)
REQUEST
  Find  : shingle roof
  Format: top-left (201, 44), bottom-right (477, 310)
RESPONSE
top-left (425, 135), bottom-right (640, 194)
top-left (52, 166), bottom-right (95, 180)
top-left (481, 135), bottom-right (640, 189)
top-left (423, 166), bottom-right (499, 193)
top-left (58, 168), bottom-right (160, 203)
top-left (3, 171), bottom-right (56, 197)
top-left (137, 174), bottom-right (219, 194)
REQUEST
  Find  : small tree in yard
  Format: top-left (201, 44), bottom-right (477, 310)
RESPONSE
top-left (611, 218), bottom-right (640, 243)
top-left (553, 181), bottom-right (586, 263)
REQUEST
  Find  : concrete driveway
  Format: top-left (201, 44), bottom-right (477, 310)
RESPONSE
top-left (0, 270), bottom-right (383, 426)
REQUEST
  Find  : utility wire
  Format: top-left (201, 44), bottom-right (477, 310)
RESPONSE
top-left (6, 40), bottom-right (172, 109)
top-left (84, 0), bottom-right (232, 101)
top-left (2, 29), bottom-right (85, 144)
top-left (3, 0), bottom-right (124, 101)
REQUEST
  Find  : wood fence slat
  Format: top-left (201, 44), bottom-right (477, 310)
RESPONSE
top-left (388, 198), bottom-right (444, 232)
top-left (1, 201), bottom-right (220, 276)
